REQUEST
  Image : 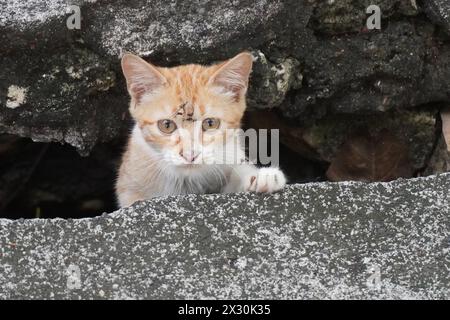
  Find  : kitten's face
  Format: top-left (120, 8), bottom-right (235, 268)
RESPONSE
top-left (122, 52), bottom-right (253, 168)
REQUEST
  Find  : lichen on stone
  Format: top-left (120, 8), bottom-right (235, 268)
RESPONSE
top-left (6, 85), bottom-right (28, 109)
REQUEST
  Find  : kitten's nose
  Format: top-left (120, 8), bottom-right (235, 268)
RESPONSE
top-left (180, 151), bottom-right (199, 163)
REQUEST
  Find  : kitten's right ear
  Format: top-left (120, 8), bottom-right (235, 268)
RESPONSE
top-left (121, 54), bottom-right (167, 103)
top-left (208, 52), bottom-right (253, 102)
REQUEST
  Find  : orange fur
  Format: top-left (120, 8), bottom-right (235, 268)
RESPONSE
top-left (116, 52), bottom-right (286, 208)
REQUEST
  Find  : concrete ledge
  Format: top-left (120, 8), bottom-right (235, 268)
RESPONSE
top-left (1, 174), bottom-right (449, 299)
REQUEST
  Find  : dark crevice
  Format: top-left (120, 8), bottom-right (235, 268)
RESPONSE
top-left (0, 104), bottom-right (445, 220)
top-left (0, 114), bottom-right (328, 219)
top-left (0, 135), bottom-right (121, 219)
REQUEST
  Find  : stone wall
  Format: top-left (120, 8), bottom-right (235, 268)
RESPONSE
top-left (1, 0), bottom-right (449, 161)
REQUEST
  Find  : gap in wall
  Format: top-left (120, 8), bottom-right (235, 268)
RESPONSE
top-left (0, 130), bottom-right (327, 219)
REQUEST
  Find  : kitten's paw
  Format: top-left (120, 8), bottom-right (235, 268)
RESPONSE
top-left (246, 167), bottom-right (286, 193)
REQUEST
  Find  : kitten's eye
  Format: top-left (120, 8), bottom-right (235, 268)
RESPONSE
top-left (202, 118), bottom-right (220, 131)
top-left (157, 119), bottom-right (177, 134)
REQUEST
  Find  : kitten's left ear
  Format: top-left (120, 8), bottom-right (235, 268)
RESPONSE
top-left (209, 52), bottom-right (253, 101)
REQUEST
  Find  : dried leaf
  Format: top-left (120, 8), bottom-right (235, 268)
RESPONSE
top-left (327, 129), bottom-right (414, 182)
top-left (441, 110), bottom-right (450, 152)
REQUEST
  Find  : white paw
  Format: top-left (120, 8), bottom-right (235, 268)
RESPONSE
top-left (245, 167), bottom-right (286, 193)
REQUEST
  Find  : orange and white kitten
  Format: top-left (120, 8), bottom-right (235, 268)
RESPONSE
top-left (116, 52), bottom-right (286, 208)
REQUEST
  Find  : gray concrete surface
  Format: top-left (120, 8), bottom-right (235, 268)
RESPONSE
top-left (0, 174), bottom-right (449, 299)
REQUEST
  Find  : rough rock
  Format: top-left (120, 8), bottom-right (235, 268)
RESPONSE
top-left (302, 111), bottom-right (437, 170)
top-left (0, 174), bottom-right (449, 299)
top-left (0, 47), bottom-right (120, 155)
top-left (424, 0), bottom-right (450, 34)
top-left (1, 0), bottom-right (450, 154)
top-left (425, 134), bottom-right (450, 175)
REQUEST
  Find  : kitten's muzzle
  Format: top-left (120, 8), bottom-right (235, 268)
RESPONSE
top-left (180, 151), bottom-right (200, 163)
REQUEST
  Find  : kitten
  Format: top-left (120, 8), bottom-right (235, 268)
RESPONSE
top-left (116, 52), bottom-right (286, 208)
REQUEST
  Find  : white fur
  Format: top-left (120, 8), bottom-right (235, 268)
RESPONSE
top-left (117, 125), bottom-right (287, 207)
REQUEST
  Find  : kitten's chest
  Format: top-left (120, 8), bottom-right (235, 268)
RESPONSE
top-left (180, 177), bottom-right (223, 195)
top-left (148, 166), bottom-right (231, 197)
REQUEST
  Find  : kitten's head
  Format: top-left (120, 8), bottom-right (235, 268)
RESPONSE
top-left (121, 52), bottom-right (253, 168)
